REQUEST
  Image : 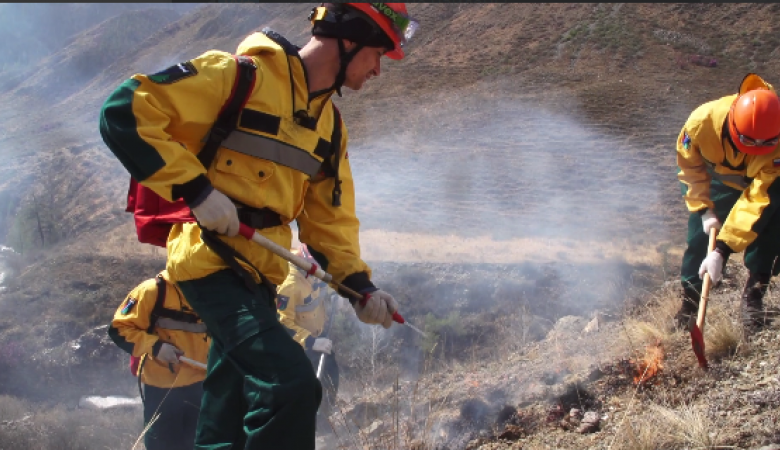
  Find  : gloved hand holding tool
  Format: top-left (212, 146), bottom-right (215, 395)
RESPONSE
top-left (155, 342), bottom-right (184, 374)
top-left (190, 187), bottom-right (241, 237)
top-left (701, 209), bottom-right (721, 236)
top-left (690, 228), bottom-right (719, 369)
top-left (155, 342), bottom-right (184, 365)
top-left (312, 338), bottom-right (333, 355)
top-left (236, 223), bottom-right (426, 337)
top-left (356, 289), bottom-right (398, 329)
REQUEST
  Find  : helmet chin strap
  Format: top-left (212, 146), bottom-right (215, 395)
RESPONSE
top-left (309, 38), bottom-right (365, 98)
top-left (313, 38), bottom-right (364, 98)
top-left (335, 37), bottom-right (365, 97)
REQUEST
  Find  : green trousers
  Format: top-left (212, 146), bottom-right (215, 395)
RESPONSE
top-left (142, 382), bottom-right (202, 450)
top-left (178, 270), bottom-right (322, 450)
top-left (681, 179), bottom-right (780, 295)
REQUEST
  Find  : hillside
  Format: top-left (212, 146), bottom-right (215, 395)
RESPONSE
top-left (1, 3), bottom-right (780, 450)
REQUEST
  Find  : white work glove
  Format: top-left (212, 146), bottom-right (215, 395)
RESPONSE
top-left (354, 289), bottom-right (398, 329)
top-left (312, 338), bottom-right (333, 355)
top-left (190, 188), bottom-right (240, 237)
top-left (701, 210), bottom-right (721, 236)
top-left (154, 343), bottom-right (184, 365)
top-left (698, 250), bottom-right (725, 284)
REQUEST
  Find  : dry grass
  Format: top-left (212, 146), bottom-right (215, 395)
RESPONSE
top-left (649, 402), bottom-right (722, 449)
top-left (0, 395), bottom-right (143, 450)
top-left (624, 283), bottom-right (682, 346)
top-left (612, 401), bottom-right (724, 450)
top-left (703, 303), bottom-right (743, 361)
top-left (610, 412), bottom-right (671, 450)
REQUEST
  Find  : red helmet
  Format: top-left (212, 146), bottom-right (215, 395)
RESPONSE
top-left (728, 89), bottom-right (780, 155)
top-left (310, 3), bottom-right (418, 60)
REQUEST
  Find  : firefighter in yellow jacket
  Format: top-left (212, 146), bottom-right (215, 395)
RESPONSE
top-left (99, 3), bottom-right (419, 449)
top-left (277, 244), bottom-right (341, 431)
top-left (676, 73), bottom-right (780, 333)
top-left (108, 271), bottom-right (209, 450)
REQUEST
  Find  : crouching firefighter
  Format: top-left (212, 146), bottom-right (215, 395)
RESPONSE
top-left (99, 3), bottom-right (418, 449)
top-left (108, 271), bottom-right (210, 450)
top-left (676, 73), bottom-right (780, 334)
top-left (277, 244), bottom-right (342, 433)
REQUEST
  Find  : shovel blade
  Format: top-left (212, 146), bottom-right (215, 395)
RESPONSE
top-left (689, 324), bottom-right (708, 369)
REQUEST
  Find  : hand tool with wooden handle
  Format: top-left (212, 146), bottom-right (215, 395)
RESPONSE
top-left (690, 229), bottom-right (718, 369)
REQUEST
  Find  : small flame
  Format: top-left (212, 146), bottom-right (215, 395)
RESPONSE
top-left (631, 341), bottom-right (664, 385)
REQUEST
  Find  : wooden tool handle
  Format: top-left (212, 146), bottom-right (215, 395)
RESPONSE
top-left (696, 230), bottom-right (719, 332)
top-left (238, 223), bottom-right (405, 325)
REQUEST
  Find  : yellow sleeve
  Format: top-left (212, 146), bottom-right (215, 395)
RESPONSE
top-left (719, 161), bottom-right (780, 253)
top-left (108, 279), bottom-right (160, 357)
top-left (99, 51), bottom-right (242, 203)
top-left (276, 272), bottom-right (312, 348)
top-left (676, 123), bottom-right (713, 212)
top-left (297, 121), bottom-right (374, 295)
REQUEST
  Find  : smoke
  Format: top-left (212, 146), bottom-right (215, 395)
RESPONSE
top-left (0, 245), bottom-right (10, 291)
top-left (349, 95), bottom-right (668, 247)
top-left (327, 86), bottom-right (677, 414)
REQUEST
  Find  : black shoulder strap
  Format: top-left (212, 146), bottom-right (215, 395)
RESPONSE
top-left (146, 275), bottom-right (167, 334)
top-left (330, 104), bottom-right (344, 207)
top-left (197, 55), bottom-right (257, 171)
top-left (261, 27), bottom-right (299, 56)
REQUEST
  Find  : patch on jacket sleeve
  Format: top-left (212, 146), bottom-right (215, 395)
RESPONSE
top-left (147, 61), bottom-right (198, 84)
top-left (681, 130), bottom-right (692, 150)
top-left (277, 295), bottom-right (290, 311)
top-left (121, 298), bottom-right (137, 315)
top-left (774, 158), bottom-right (780, 167)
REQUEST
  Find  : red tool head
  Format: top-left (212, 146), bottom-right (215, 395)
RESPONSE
top-left (690, 324), bottom-right (708, 369)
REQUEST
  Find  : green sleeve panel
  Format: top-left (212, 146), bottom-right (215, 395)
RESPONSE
top-left (98, 51), bottom-right (236, 202)
top-left (99, 79), bottom-right (167, 183)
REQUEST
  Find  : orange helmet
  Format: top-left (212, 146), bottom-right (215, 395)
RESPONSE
top-left (310, 3), bottom-right (418, 60)
top-left (728, 88), bottom-right (780, 155)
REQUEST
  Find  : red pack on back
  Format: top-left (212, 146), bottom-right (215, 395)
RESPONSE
top-left (124, 55), bottom-right (258, 248)
top-left (126, 178), bottom-right (194, 248)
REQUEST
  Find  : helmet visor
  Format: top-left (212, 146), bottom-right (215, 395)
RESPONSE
top-left (737, 133), bottom-right (780, 148)
top-left (370, 3), bottom-right (419, 49)
top-left (731, 113), bottom-right (780, 148)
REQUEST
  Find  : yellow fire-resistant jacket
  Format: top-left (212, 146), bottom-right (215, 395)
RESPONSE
top-left (276, 261), bottom-right (333, 348)
top-left (677, 73), bottom-right (780, 254)
top-left (99, 30), bottom-right (375, 293)
top-left (108, 271), bottom-right (210, 388)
